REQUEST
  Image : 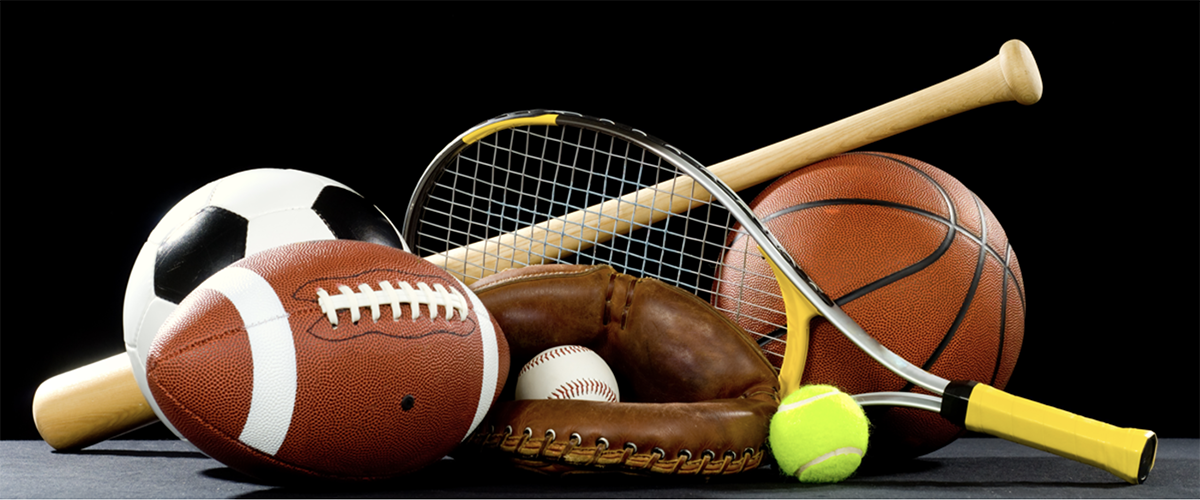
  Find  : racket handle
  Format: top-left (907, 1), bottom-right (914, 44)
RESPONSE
top-left (942, 381), bottom-right (1157, 484)
top-left (32, 353), bottom-right (157, 450)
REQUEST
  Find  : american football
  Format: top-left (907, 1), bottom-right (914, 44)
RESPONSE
top-left (144, 239), bottom-right (509, 482)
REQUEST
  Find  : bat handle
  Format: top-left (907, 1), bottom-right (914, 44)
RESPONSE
top-left (942, 381), bottom-right (1157, 484)
top-left (32, 353), bottom-right (158, 450)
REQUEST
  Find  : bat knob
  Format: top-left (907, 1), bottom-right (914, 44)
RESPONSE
top-left (999, 39), bottom-right (1043, 105)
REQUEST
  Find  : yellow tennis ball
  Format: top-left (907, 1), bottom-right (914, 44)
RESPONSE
top-left (769, 384), bottom-right (870, 483)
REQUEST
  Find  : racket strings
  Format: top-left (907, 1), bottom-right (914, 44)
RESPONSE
top-left (411, 123), bottom-right (790, 362)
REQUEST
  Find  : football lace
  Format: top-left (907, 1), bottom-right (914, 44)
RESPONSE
top-left (316, 281), bottom-right (468, 326)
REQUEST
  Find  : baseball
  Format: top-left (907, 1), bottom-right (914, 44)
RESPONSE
top-left (515, 345), bottom-right (620, 402)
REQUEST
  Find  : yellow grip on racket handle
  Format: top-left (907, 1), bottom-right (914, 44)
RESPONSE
top-left (944, 381), bottom-right (1157, 484)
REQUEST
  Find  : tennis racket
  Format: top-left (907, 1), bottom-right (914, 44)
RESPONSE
top-left (403, 54), bottom-right (1156, 486)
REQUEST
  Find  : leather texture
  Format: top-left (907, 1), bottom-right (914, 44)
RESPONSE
top-left (458, 264), bottom-right (779, 475)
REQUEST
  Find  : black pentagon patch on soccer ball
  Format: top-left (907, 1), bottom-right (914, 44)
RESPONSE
top-left (155, 206), bottom-right (248, 304)
top-left (311, 186), bottom-right (405, 250)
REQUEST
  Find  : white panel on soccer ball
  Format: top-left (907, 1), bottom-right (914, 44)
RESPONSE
top-left (128, 296), bottom-right (187, 439)
top-left (131, 297), bottom-right (180, 376)
top-left (245, 209), bottom-right (336, 256)
top-left (122, 241), bottom-right (159, 350)
top-left (209, 169), bottom-right (348, 220)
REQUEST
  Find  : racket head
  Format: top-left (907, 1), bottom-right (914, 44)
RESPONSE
top-left (403, 109), bottom-right (747, 298)
top-left (402, 109), bottom-right (949, 397)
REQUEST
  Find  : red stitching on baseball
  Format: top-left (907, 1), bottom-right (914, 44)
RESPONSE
top-left (520, 345), bottom-right (591, 375)
top-left (548, 378), bottom-right (617, 402)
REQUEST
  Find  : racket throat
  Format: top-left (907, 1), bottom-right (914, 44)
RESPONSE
top-left (761, 250), bottom-right (821, 400)
top-left (938, 380), bottom-right (978, 427)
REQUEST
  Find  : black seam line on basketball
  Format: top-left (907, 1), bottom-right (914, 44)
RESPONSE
top-left (741, 146), bottom-right (1026, 312)
top-left (753, 199), bottom-right (959, 307)
top-left (1004, 243), bottom-right (1027, 312)
top-left (897, 194), bottom-right (989, 394)
top-left (924, 193), bottom-right (987, 374)
top-left (758, 327), bottom-right (787, 346)
top-left (843, 213), bottom-right (956, 308)
top-left (990, 245), bottom-right (1010, 386)
top-left (986, 236), bottom-right (1015, 387)
top-left (857, 152), bottom-right (957, 226)
top-left (866, 151), bottom-right (1024, 312)
top-left (744, 199), bottom-right (1016, 296)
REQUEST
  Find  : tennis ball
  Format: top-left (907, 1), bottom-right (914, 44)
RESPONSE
top-left (769, 384), bottom-right (869, 483)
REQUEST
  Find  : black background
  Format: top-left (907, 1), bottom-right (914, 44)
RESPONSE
top-left (3, 3), bottom-right (1197, 445)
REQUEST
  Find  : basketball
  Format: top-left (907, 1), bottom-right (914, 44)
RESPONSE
top-left (713, 152), bottom-right (1026, 459)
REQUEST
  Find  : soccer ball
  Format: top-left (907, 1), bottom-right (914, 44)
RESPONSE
top-left (122, 168), bottom-right (407, 438)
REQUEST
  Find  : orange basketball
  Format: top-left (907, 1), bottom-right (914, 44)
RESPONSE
top-left (713, 152), bottom-right (1026, 459)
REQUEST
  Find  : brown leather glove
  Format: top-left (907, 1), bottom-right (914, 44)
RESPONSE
top-left (458, 264), bottom-right (779, 475)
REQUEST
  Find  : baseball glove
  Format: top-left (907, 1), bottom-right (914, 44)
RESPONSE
top-left (457, 264), bottom-right (780, 476)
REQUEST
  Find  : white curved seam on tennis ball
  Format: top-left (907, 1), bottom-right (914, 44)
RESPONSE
top-left (794, 446), bottom-right (866, 476)
top-left (778, 390), bottom-right (839, 413)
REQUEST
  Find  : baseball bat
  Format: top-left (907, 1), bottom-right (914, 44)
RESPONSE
top-left (32, 354), bottom-right (157, 450)
top-left (32, 39), bottom-right (1041, 451)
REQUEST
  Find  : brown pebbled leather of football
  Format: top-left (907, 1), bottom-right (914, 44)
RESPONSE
top-left (458, 264), bottom-right (779, 476)
top-left (145, 240), bottom-right (509, 483)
